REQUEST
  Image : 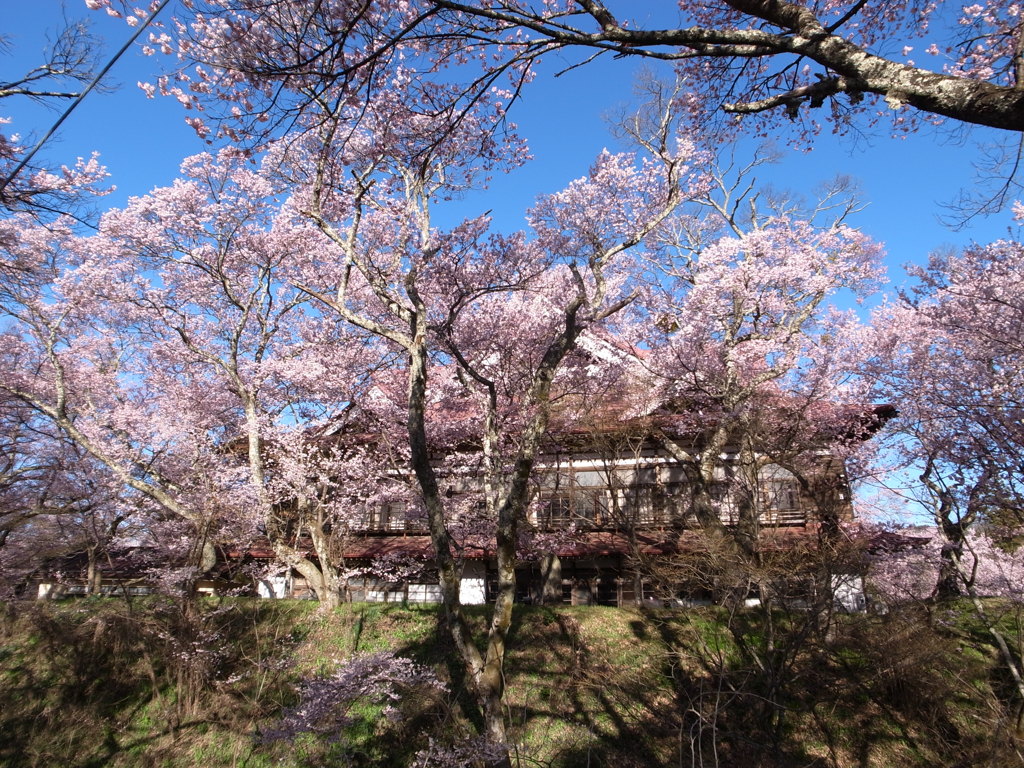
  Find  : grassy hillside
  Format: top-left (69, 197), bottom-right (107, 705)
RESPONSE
top-left (0, 598), bottom-right (1020, 767)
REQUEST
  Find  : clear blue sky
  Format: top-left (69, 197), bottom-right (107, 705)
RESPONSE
top-left (3, 1), bottom-right (1013, 295)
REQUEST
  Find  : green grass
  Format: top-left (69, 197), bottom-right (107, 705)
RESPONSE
top-left (0, 598), bottom-right (1021, 767)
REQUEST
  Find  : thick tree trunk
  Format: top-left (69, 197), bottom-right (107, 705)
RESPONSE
top-left (308, 514), bottom-right (344, 608)
top-left (433, 0), bottom-right (1024, 132)
top-left (935, 540), bottom-right (965, 600)
top-left (540, 554), bottom-right (562, 604)
top-left (404, 333), bottom-right (505, 759)
top-left (290, 556), bottom-right (340, 606)
top-left (478, 514), bottom-right (517, 762)
top-left (86, 547), bottom-right (102, 596)
top-left (922, 461), bottom-right (978, 601)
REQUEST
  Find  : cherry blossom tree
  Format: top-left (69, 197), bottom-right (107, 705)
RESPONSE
top-left (863, 523), bottom-right (1024, 704)
top-left (102, 0), bottom-right (1024, 222)
top-left (251, 64), bottom-right (702, 752)
top-left (264, 651), bottom-right (445, 743)
top-left (82, 147), bottom-right (377, 604)
top-left (867, 527), bottom-right (1024, 606)
top-left (637, 133), bottom-right (884, 563)
top-left (853, 217), bottom-right (1024, 722)
top-left (0, 252), bottom-right (228, 585)
top-left (0, 393), bottom-right (135, 597)
top-left (8, 4), bottom-right (909, 755)
top-left (0, 153), bottom-right (372, 599)
top-left (104, 0), bottom-right (1024, 150)
top-left (425, 0), bottom-right (1024, 132)
top-left (0, 395), bottom-right (74, 551)
top-left (869, 231), bottom-right (1024, 599)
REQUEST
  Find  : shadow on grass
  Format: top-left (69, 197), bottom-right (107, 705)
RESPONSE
top-left (0, 598), bottom-right (315, 768)
top-left (497, 605), bottom-right (677, 767)
top-left (3, 599), bottom-right (1022, 767)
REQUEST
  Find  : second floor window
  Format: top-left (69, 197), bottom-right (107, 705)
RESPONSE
top-left (355, 501), bottom-right (427, 532)
top-left (758, 464), bottom-right (805, 524)
top-left (537, 489), bottom-right (607, 529)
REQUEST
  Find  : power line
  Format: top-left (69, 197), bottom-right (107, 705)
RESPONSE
top-left (0, 0), bottom-right (172, 199)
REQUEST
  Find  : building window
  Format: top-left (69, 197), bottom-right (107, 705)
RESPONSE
top-left (537, 491), bottom-right (606, 529)
top-left (710, 482), bottom-right (739, 525)
top-left (536, 469), bottom-right (609, 529)
top-left (758, 464), bottom-right (805, 525)
top-left (356, 502), bottom-right (409, 532)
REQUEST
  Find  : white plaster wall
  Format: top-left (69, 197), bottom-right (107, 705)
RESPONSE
top-left (832, 574), bottom-right (866, 612)
top-left (257, 575), bottom-right (288, 599)
top-left (407, 583), bottom-right (443, 603)
top-left (459, 560), bottom-right (487, 605)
